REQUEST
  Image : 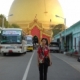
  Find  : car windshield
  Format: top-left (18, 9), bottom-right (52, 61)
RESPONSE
top-left (27, 40), bottom-right (33, 44)
top-left (1, 30), bottom-right (22, 44)
top-left (1, 35), bottom-right (22, 44)
top-left (49, 42), bottom-right (59, 47)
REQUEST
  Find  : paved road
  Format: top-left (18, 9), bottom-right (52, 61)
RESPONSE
top-left (0, 50), bottom-right (80, 80)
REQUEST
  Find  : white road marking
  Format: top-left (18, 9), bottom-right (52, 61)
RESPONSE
top-left (22, 51), bottom-right (35, 80)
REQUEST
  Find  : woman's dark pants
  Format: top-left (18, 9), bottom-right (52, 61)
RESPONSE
top-left (39, 63), bottom-right (48, 80)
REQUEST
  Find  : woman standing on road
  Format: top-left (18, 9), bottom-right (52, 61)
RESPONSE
top-left (37, 38), bottom-right (52, 80)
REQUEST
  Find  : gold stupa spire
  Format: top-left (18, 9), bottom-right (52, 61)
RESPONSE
top-left (44, 0), bottom-right (48, 15)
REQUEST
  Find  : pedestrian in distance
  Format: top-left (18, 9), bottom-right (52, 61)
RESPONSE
top-left (37, 38), bottom-right (52, 80)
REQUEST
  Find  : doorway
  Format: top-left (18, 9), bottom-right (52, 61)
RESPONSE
top-left (33, 36), bottom-right (39, 49)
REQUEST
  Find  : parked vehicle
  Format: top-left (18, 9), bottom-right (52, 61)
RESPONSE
top-left (0, 28), bottom-right (27, 56)
top-left (25, 35), bottom-right (33, 51)
top-left (0, 27), bottom-right (2, 53)
top-left (49, 41), bottom-right (60, 53)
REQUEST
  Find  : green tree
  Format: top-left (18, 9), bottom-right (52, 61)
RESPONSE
top-left (52, 24), bottom-right (65, 36)
top-left (0, 14), bottom-right (10, 28)
top-left (10, 23), bottom-right (20, 28)
top-left (0, 14), bottom-right (3, 27)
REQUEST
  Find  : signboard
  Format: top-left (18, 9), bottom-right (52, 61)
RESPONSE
top-left (2, 30), bottom-right (21, 35)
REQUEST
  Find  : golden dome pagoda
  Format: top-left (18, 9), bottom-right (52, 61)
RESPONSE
top-left (8, 0), bottom-right (64, 42)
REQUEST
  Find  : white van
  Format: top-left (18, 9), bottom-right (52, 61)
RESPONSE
top-left (49, 42), bottom-right (60, 53)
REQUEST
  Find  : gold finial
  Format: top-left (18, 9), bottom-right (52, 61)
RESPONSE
top-left (34, 14), bottom-right (37, 22)
top-left (50, 19), bottom-right (53, 29)
top-left (44, 11), bottom-right (48, 14)
top-left (35, 14), bottom-right (37, 19)
top-left (44, 0), bottom-right (48, 15)
top-left (50, 19), bottom-right (51, 22)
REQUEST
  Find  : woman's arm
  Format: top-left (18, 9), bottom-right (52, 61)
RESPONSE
top-left (48, 53), bottom-right (51, 62)
top-left (48, 52), bottom-right (52, 66)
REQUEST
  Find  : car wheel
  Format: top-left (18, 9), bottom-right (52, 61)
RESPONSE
top-left (3, 53), bottom-right (6, 56)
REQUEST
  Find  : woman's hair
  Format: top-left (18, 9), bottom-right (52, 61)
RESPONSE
top-left (41, 38), bottom-right (48, 45)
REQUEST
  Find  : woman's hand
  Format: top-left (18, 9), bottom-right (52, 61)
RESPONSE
top-left (38, 62), bottom-right (39, 66)
top-left (50, 61), bottom-right (52, 66)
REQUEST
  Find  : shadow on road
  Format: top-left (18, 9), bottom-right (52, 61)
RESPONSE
top-left (0, 53), bottom-right (26, 57)
top-left (0, 51), bottom-right (33, 57)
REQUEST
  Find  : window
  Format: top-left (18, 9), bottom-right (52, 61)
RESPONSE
top-left (1, 35), bottom-right (21, 44)
top-left (1, 30), bottom-right (22, 44)
top-left (74, 38), bottom-right (76, 49)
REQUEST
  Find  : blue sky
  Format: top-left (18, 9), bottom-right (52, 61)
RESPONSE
top-left (0, 0), bottom-right (80, 27)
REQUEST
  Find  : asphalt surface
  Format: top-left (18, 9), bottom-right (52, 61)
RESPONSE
top-left (0, 50), bottom-right (80, 80)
